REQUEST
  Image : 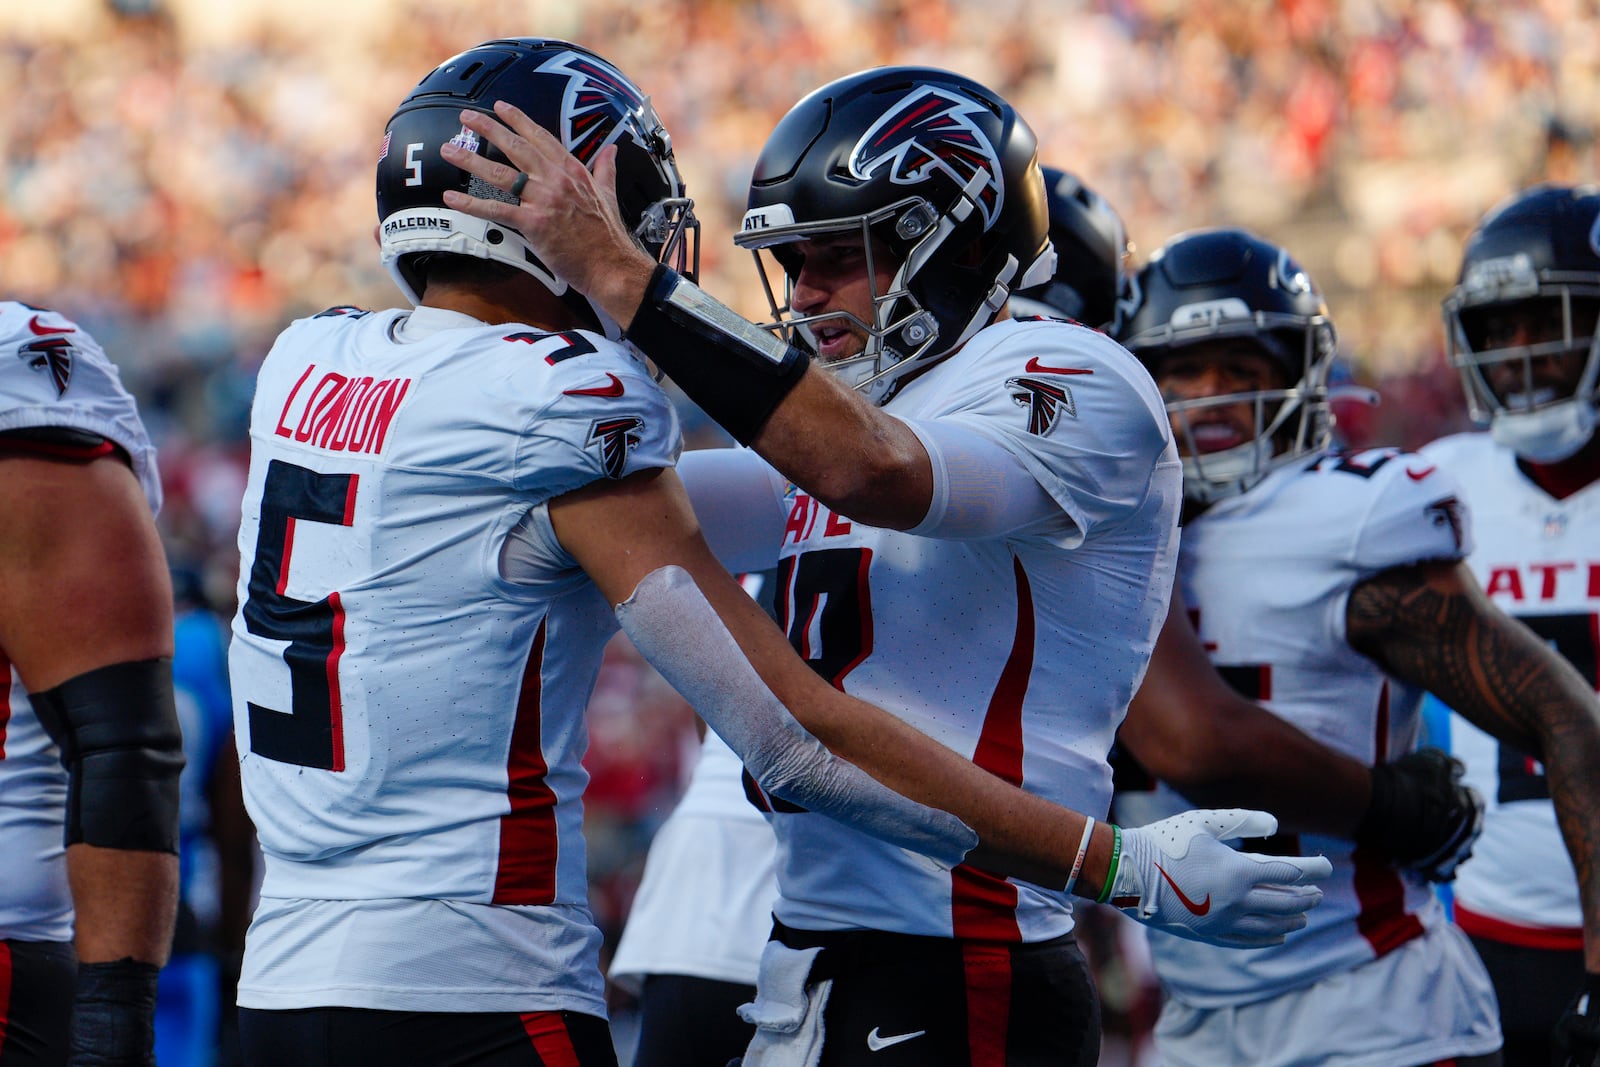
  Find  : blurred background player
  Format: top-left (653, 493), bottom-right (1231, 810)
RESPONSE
top-left (1113, 225), bottom-right (1600, 1067)
top-left (0, 301), bottom-right (183, 1066)
top-left (1421, 182), bottom-right (1600, 1067)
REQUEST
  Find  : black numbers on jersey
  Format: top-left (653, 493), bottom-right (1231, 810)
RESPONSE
top-left (1308, 450), bottom-right (1396, 479)
top-left (503, 329), bottom-right (597, 364)
top-left (775, 548), bottom-right (874, 688)
top-left (240, 460), bottom-right (356, 771)
top-left (1494, 612), bottom-right (1599, 803)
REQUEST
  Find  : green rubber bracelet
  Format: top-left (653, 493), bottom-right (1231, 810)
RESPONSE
top-left (1095, 824), bottom-right (1123, 904)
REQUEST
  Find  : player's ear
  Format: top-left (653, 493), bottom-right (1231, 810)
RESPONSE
top-left (372, 224), bottom-right (381, 247)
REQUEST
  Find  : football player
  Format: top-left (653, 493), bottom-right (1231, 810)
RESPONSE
top-left (0, 303), bottom-right (182, 1066)
top-left (1421, 183), bottom-right (1600, 1067)
top-left (444, 65), bottom-right (1341, 1066)
top-left (605, 167), bottom-right (1484, 1067)
top-left (1112, 225), bottom-right (1600, 1067)
top-left (233, 44), bottom-right (1331, 1067)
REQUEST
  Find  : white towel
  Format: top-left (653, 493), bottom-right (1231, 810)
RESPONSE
top-left (738, 940), bottom-right (831, 1066)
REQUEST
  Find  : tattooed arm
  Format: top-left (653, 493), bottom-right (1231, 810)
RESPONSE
top-left (1347, 558), bottom-right (1600, 969)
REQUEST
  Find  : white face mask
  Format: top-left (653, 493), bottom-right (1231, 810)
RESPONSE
top-left (1491, 397), bottom-right (1598, 462)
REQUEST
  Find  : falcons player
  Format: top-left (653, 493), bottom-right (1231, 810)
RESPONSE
top-left (1112, 226), bottom-right (1600, 1067)
top-left (0, 302), bottom-right (182, 1066)
top-left (237, 47), bottom-right (1334, 1067)
top-left (445, 66), bottom-right (1338, 1066)
top-left (1421, 184), bottom-right (1600, 1067)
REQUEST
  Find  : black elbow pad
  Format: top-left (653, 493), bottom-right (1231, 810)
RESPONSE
top-left (30, 658), bottom-right (184, 854)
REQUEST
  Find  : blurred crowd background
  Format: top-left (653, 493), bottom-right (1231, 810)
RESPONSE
top-left (2, 0), bottom-right (1595, 1062)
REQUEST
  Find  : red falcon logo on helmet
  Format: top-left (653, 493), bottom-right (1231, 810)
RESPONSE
top-left (20, 337), bottom-right (74, 397)
top-left (1006, 375), bottom-right (1076, 436)
top-left (849, 86), bottom-right (1003, 229)
top-left (589, 415), bottom-right (644, 479)
top-left (536, 51), bottom-right (651, 164)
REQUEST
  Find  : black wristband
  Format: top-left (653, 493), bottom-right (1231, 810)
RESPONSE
top-left (623, 263), bottom-right (810, 445)
top-left (70, 958), bottom-right (159, 1067)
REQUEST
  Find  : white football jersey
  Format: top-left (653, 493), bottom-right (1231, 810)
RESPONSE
top-left (230, 305), bottom-right (679, 1013)
top-left (1421, 431), bottom-right (1591, 940)
top-left (760, 317), bottom-right (1181, 942)
top-left (1116, 447), bottom-right (1474, 1009)
top-left (0, 301), bottom-right (161, 942)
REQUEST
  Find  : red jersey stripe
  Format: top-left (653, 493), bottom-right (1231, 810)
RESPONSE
top-left (494, 620), bottom-right (559, 904)
top-left (951, 557), bottom-right (1033, 943)
top-left (1354, 683), bottom-right (1424, 956)
top-left (1455, 903), bottom-right (1584, 951)
top-left (0, 648), bottom-right (10, 759)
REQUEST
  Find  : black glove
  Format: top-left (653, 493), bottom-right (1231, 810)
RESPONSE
top-left (1356, 747), bottom-right (1483, 882)
top-left (69, 958), bottom-right (159, 1067)
top-left (1557, 972), bottom-right (1600, 1067)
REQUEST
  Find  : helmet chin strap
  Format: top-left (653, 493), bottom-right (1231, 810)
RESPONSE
top-left (1493, 398), bottom-right (1599, 463)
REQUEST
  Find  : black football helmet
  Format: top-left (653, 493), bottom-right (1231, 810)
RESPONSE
top-left (733, 66), bottom-right (1053, 404)
top-left (1009, 167), bottom-right (1133, 332)
top-left (1117, 228), bottom-right (1337, 502)
top-left (377, 38), bottom-right (697, 332)
top-left (1443, 183), bottom-right (1600, 462)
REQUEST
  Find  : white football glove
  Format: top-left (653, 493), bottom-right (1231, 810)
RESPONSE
top-left (1104, 809), bottom-right (1332, 948)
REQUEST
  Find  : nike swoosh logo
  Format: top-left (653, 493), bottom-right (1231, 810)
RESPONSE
top-left (562, 373), bottom-right (624, 398)
top-left (27, 315), bottom-right (73, 336)
top-left (1405, 465), bottom-right (1436, 482)
top-left (1155, 863), bottom-right (1211, 916)
top-left (867, 1027), bottom-right (928, 1052)
top-left (1024, 357), bottom-right (1094, 375)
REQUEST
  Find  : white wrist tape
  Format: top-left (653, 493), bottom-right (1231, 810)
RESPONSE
top-left (614, 565), bottom-right (978, 867)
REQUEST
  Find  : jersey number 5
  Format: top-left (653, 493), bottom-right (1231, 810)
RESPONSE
top-left (241, 459), bottom-right (357, 771)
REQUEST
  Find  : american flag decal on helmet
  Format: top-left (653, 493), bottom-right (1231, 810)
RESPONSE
top-left (1005, 375), bottom-right (1076, 436)
top-left (20, 337), bottom-right (73, 397)
top-left (849, 87), bottom-right (1003, 229)
top-left (536, 51), bottom-right (649, 164)
top-left (589, 415), bottom-right (644, 478)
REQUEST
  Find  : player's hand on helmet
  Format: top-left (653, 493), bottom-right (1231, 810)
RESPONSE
top-left (1102, 809), bottom-right (1331, 948)
top-left (442, 102), bottom-right (649, 313)
top-left (1556, 972), bottom-right (1600, 1066)
top-left (1357, 747), bottom-right (1484, 882)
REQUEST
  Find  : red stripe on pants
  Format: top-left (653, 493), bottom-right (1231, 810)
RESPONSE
top-left (0, 941), bottom-right (12, 1056)
top-left (520, 1011), bottom-right (580, 1067)
top-left (961, 942), bottom-right (1013, 1067)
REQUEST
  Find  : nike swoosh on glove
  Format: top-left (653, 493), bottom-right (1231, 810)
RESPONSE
top-left (1107, 809), bottom-right (1332, 948)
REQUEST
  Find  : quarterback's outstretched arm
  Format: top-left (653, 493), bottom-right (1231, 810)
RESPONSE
top-left (1347, 559), bottom-right (1600, 970)
top-left (0, 448), bottom-right (182, 1061)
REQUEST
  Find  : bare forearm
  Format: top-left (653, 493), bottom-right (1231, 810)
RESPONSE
top-left (66, 846), bottom-right (179, 965)
top-left (748, 368), bottom-right (933, 528)
top-left (1349, 560), bottom-right (1600, 966)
